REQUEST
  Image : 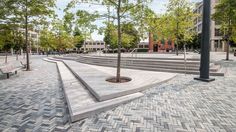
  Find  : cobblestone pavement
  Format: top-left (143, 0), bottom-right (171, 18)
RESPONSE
top-left (0, 56), bottom-right (71, 131)
top-left (1, 56), bottom-right (236, 132)
top-left (70, 60), bottom-right (236, 132)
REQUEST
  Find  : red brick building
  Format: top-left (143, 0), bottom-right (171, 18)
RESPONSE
top-left (148, 33), bottom-right (175, 52)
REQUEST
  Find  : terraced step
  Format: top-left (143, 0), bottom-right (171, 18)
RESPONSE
top-left (54, 56), bottom-right (224, 76)
top-left (78, 54), bottom-right (201, 61)
top-left (77, 59), bottom-right (219, 72)
top-left (79, 56), bottom-right (201, 65)
top-left (76, 59), bottom-right (224, 76)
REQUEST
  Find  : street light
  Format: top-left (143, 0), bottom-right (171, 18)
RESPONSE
top-left (194, 0), bottom-right (215, 82)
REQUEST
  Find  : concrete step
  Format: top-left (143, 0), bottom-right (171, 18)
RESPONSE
top-left (53, 56), bottom-right (224, 76)
top-left (76, 60), bottom-right (224, 76)
top-left (78, 58), bottom-right (201, 67)
top-left (79, 56), bottom-right (201, 65)
top-left (77, 59), bottom-right (219, 72)
top-left (80, 55), bottom-right (201, 61)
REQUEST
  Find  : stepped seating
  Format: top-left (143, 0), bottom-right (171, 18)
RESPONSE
top-left (55, 55), bottom-right (224, 76)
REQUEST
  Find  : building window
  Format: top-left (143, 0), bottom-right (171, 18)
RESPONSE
top-left (215, 28), bottom-right (222, 36)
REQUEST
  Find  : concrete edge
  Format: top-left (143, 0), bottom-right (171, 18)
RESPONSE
top-left (71, 92), bottom-right (144, 122)
top-left (61, 60), bottom-right (102, 101)
top-left (43, 58), bottom-right (74, 121)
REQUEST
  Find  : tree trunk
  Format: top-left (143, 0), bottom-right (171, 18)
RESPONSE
top-left (16, 51), bottom-right (19, 60)
top-left (5, 51), bottom-right (8, 64)
top-left (226, 19), bottom-right (231, 61)
top-left (116, 0), bottom-right (121, 82)
top-left (25, 0), bottom-right (30, 71)
top-left (226, 41), bottom-right (229, 60)
top-left (176, 22), bottom-right (179, 56)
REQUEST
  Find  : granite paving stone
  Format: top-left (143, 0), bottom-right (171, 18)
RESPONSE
top-left (1, 55), bottom-right (236, 131)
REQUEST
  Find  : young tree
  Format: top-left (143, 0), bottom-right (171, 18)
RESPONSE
top-left (52, 19), bottom-right (75, 54)
top-left (39, 29), bottom-right (57, 56)
top-left (212, 0), bottom-right (236, 60)
top-left (67, 0), bottom-right (152, 82)
top-left (73, 27), bottom-right (85, 50)
top-left (0, 24), bottom-right (15, 63)
top-left (166, 0), bottom-right (196, 55)
top-left (75, 10), bottom-right (98, 51)
top-left (104, 23), bottom-right (140, 49)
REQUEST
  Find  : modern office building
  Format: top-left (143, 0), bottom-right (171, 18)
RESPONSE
top-left (193, 0), bottom-right (226, 52)
top-left (81, 40), bottom-right (106, 51)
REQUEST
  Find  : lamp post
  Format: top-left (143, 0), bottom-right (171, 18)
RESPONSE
top-left (194, 0), bottom-right (215, 82)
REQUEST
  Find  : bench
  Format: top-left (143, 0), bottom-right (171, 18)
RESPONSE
top-left (0, 65), bottom-right (21, 79)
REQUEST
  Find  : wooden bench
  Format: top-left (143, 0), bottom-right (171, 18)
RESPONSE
top-left (0, 65), bottom-right (21, 79)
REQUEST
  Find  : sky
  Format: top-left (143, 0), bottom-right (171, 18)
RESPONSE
top-left (56, 0), bottom-right (202, 41)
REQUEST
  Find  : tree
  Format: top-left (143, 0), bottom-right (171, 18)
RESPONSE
top-left (129, 1), bottom-right (155, 41)
top-left (39, 29), bottom-right (57, 56)
top-left (63, 11), bottom-right (75, 34)
top-left (67, 0), bottom-right (152, 82)
top-left (52, 19), bottom-right (76, 54)
top-left (0, 24), bottom-right (15, 63)
top-left (73, 27), bottom-right (85, 50)
top-left (104, 23), bottom-right (140, 49)
top-left (75, 10), bottom-right (98, 50)
top-left (13, 30), bottom-right (24, 60)
top-left (166, 0), bottom-right (196, 55)
top-left (0, 0), bottom-right (56, 70)
top-left (212, 0), bottom-right (236, 60)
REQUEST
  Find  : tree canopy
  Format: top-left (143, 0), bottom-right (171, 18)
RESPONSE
top-left (212, 0), bottom-right (236, 42)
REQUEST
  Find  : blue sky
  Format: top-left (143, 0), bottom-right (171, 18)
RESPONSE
top-left (56, 0), bottom-right (202, 40)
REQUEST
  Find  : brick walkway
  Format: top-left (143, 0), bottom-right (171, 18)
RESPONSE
top-left (70, 61), bottom-right (236, 132)
top-left (0, 56), bottom-right (236, 132)
top-left (0, 56), bottom-right (70, 131)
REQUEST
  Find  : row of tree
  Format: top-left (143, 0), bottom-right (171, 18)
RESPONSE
top-left (1, 0), bottom-right (236, 81)
top-left (0, 0), bottom-right (87, 65)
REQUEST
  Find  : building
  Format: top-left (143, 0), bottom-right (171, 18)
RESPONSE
top-left (18, 28), bottom-right (39, 44)
top-left (17, 28), bottom-right (40, 53)
top-left (81, 40), bottom-right (106, 51)
top-left (138, 42), bottom-right (149, 49)
top-left (148, 33), bottom-right (175, 52)
top-left (193, 0), bottom-right (226, 52)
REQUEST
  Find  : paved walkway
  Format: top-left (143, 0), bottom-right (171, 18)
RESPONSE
top-left (0, 56), bottom-right (71, 131)
top-left (69, 60), bottom-right (236, 132)
top-left (0, 55), bottom-right (236, 131)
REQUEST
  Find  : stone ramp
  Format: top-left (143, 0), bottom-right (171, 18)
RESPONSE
top-left (43, 58), bottom-right (143, 122)
top-left (62, 60), bottom-right (176, 101)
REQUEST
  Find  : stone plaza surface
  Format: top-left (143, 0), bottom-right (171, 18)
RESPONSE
top-left (0, 55), bottom-right (236, 131)
top-left (0, 56), bottom-right (71, 131)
